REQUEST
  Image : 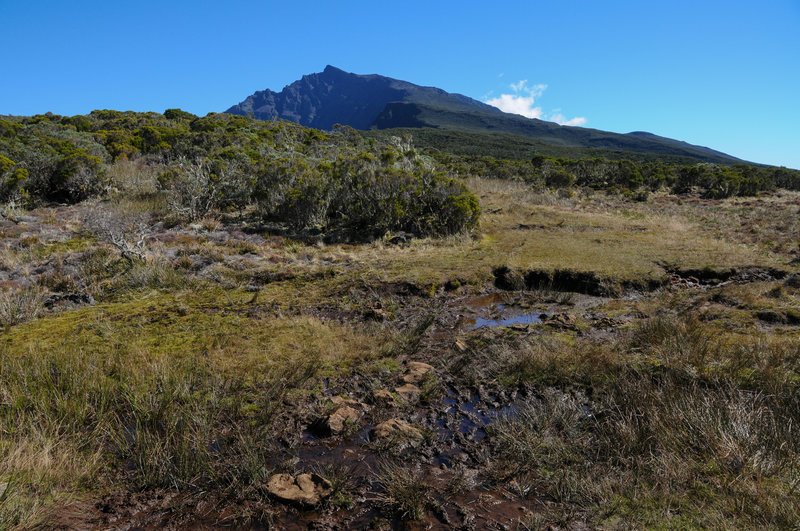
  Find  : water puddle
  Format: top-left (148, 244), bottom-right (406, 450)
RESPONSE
top-left (433, 389), bottom-right (523, 449)
top-left (465, 293), bottom-right (506, 309)
top-left (462, 293), bottom-right (548, 330)
top-left (471, 305), bottom-right (544, 329)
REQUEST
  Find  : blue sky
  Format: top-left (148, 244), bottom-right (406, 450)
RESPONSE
top-left (1, 1), bottom-right (798, 168)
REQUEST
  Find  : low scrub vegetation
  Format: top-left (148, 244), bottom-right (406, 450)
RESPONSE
top-left (1, 112), bottom-right (479, 240)
top-left (434, 151), bottom-right (800, 199)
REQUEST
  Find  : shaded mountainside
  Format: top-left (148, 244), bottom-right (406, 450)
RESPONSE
top-left (225, 65), bottom-right (500, 130)
top-left (226, 66), bottom-right (744, 164)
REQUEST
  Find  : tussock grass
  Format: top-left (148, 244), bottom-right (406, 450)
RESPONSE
top-left (0, 287), bottom-right (46, 328)
top-left (482, 315), bottom-right (800, 527)
top-left (373, 462), bottom-right (432, 521)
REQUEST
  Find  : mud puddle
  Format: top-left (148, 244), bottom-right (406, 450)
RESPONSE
top-left (471, 307), bottom-right (545, 329)
top-left (461, 292), bottom-right (548, 329)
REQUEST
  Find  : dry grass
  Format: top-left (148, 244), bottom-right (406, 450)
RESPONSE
top-left (0, 287), bottom-right (46, 328)
top-left (106, 158), bottom-right (162, 197)
top-left (476, 313), bottom-right (800, 528)
top-left (336, 178), bottom-right (790, 289)
top-left (373, 462), bottom-right (433, 521)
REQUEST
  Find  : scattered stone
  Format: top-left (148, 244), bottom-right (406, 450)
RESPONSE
top-left (371, 418), bottom-right (424, 444)
top-left (370, 389), bottom-right (395, 406)
top-left (394, 383), bottom-right (421, 401)
top-left (402, 361), bottom-right (434, 384)
top-left (311, 405), bottom-right (361, 436)
top-left (594, 316), bottom-right (620, 329)
top-left (454, 339), bottom-right (468, 352)
top-left (266, 473), bottom-right (332, 506)
top-left (330, 395), bottom-right (360, 408)
top-left (327, 405), bottom-right (360, 434)
top-left (541, 312), bottom-right (576, 329)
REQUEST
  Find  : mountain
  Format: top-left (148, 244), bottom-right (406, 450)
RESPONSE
top-left (225, 66), bottom-right (743, 164)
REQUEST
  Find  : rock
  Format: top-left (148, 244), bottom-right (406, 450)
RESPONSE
top-left (43, 292), bottom-right (95, 309)
top-left (370, 389), bottom-right (395, 406)
top-left (311, 405), bottom-right (361, 436)
top-left (327, 405), bottom-right (360, 434)
top-left (542, 312), bottom-right (576, 329)
top-left (454, 339), bottom-right (468, 352)
top-left (372, 419), bottom-right (424, 445)
top-left (394, 383), bottom-right (421, 401)
top-left (267, 473), bottom-right (332, 506)
top-left (402, 361), bottom-right (434, 384)
top-left (330, 395), bottom-right (360, 408)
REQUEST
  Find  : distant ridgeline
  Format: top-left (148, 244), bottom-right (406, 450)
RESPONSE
top-left (0, 111), bottom-right (798, 230)
top-left (227, 65), bottom-right (746, 165)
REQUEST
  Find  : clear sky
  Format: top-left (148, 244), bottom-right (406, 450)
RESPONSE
top-left (1, 0), bottom-right (798, 168)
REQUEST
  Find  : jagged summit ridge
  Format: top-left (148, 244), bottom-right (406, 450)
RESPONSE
top-left (225, 65), bottom-right (498, 130)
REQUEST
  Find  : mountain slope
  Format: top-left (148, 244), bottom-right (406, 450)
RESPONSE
top-left (226, 66), bottom-right (743, 164)
top-left (225, 65), bottom-right (500, 130)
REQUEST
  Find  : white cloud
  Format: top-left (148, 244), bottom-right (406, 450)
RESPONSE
top-left (485, 79), bottom-right (586, 126)
top-left (509, 80), bottom-right (547, 97)
top-left (549, 113), bottom-right (587, 126)
top-left (510, 79), bottom-right (527, 93)
top-left (485, 94), bottom-right (543, 119)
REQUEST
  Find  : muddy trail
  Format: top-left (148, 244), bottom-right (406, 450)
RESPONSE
top-left (47, 290), bottom-right (608, 530)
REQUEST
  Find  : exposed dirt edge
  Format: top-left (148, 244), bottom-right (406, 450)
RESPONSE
top-left (493, 265), bottom-right (791, 297)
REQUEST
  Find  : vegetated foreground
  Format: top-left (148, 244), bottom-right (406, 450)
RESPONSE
top-left (1, 111), bottom-right (800, 529)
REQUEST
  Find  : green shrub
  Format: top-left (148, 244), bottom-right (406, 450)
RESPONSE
top-left (163, 108), bottom-right (197, 121)
top-left (0, 154), bottom-right (29, 202)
